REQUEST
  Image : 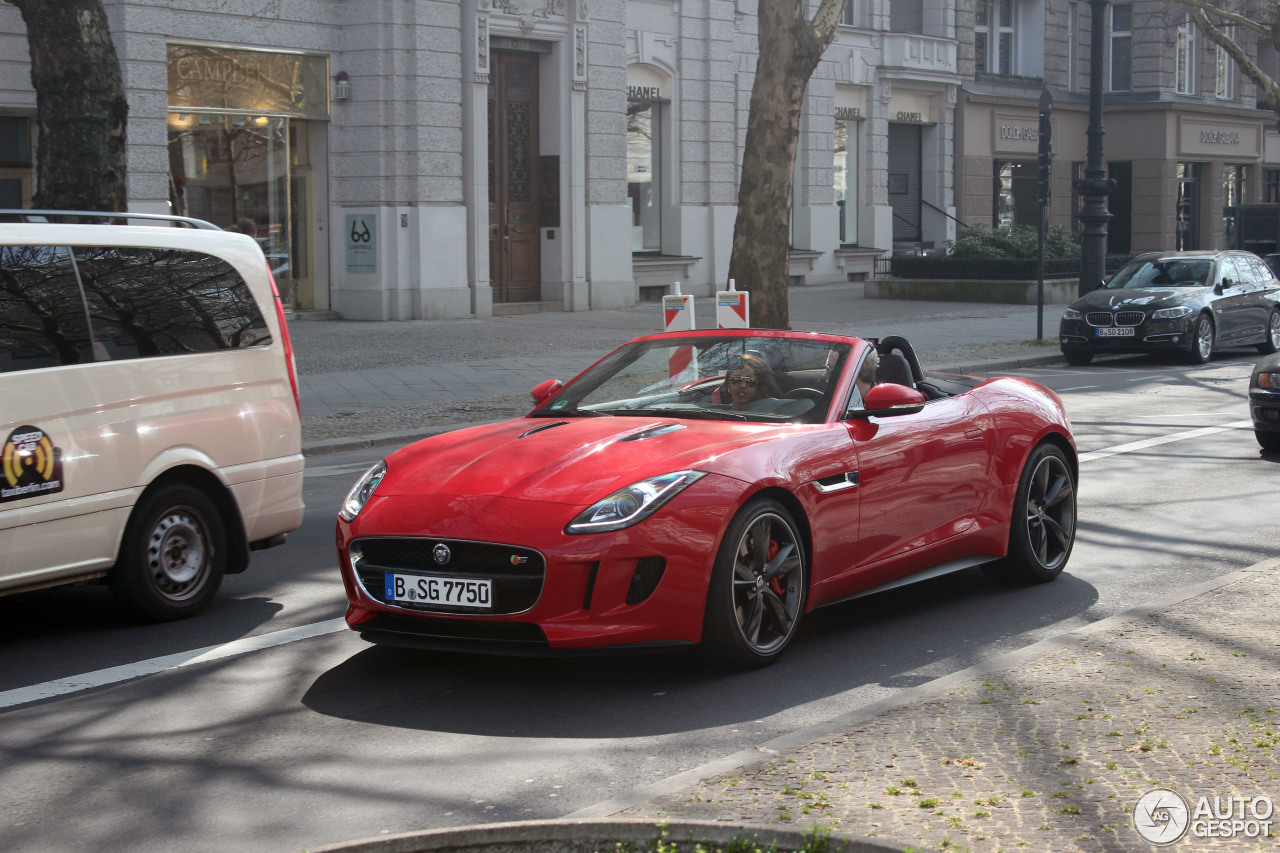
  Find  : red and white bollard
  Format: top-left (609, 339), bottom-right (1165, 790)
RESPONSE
top-left (663, 282), bottom-right (698, 384)
top-left (716, 279), bottom-right (750, 329)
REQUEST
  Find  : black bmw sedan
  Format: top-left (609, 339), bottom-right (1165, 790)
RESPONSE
top-left (1059, 250), bottom-right (1280, 366)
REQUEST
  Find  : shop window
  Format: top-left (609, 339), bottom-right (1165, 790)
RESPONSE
top-left (1266, 170), bottom-right (1280, 203)
top-left (627, 100), bottom-right (663, 253)
top-left (1177, 162), bottom-right (1201, 251)
top-left (975, 0), bottom-right (1015, 75)
top-left (1176, 15), bottom-right (1196, 95)
top-left (1217, 27), bottom-right (1236, 100)
top-left (993, 160), bottom-right (1037, 229)
top-left (1223, 164), bottom-right (1245, 208)
top-left (1110, 4), bottom-right (1132, 92)
top-left (834, 119), bottom-right (860, 244)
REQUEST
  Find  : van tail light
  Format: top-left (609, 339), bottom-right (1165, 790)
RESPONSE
top-left (266, 261), bottom-right (301, 416)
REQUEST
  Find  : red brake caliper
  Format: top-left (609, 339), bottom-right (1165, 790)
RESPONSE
top-left (765, 540), bottom-right (786, 595)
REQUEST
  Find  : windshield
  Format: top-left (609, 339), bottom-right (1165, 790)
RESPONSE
top-left (533, 335), bottom-right (851, 424)
top-left (1105, 257), bottom-right (1212, 289)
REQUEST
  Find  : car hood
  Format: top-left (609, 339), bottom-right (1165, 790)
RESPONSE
top-left (378, 416), bottom-right (805, 505)
top-left (1075, 287), bottom-right (1207, 310)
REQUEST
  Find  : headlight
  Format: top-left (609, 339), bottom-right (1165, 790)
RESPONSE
top-left (565, 470), bottom-right (707, 534)
top-left (339, 460), bottom-right (387, 522)
top-left (1256, 371), bottom-right (1280, 390)
top-left (1151, 306), bottom-right (1193, 320)
top-left (1062, 308), bottom-right (1083, 321)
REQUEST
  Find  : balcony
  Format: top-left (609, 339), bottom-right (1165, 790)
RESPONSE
top-left (880, 33), bottom-right (958, 81)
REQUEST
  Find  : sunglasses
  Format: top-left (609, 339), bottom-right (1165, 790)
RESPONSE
top-left (727, 375), bottom-right (758, 387)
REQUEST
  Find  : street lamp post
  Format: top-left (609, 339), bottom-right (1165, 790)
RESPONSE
top-left (1076, 0), bottom-right (1115, 297)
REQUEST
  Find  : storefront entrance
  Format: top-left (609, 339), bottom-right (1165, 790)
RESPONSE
top-left (488, 50), bottom-right (542, 304)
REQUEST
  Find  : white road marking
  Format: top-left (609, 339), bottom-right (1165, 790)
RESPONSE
top-left (0, 618), bottom-right (347, 710)
top-left (1, 418), bottom-right (1257, 711)
top-left (1059, 385), bottom-right (1098, 392)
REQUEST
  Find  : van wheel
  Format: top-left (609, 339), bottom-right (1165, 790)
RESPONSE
top-left (109, 484), bottom-right (226, 621)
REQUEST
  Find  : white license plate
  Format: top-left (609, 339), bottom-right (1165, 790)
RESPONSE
top-left (384, 573), bottom-right (492, 608)
top-left (1097, 327), bottom-right (1135, 337)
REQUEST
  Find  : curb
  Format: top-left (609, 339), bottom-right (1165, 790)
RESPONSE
top-left (296, 817), bottom-right (913, 853)
top-left (300, 353), bottom-right (1067, 457)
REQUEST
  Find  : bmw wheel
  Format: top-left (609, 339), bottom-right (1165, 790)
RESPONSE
top-left (1187, 314), bottom-right (1215, 364)
top-left (1258, 309), bottom-right (1280, 355)
top-left (1063, 350), bottom-right (1093, 367)
top-left (109, 484), bottom-right (227, 621)
top-left (702, 498), bottom-right (807, 668)
top-left (1257, 430), bottom-right (1280, 452)
top-left (984, 443), bottom-right (1076, 584)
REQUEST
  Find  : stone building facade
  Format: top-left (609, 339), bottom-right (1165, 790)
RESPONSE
top-left (0, 0), bottom-right (965, 321)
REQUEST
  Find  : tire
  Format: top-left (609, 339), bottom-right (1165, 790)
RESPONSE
top-left (983, 443), bottom-right (1076, 584)
top-left (109, 484), bottom-right (227, 621)
top-left (1257, 309), bottom-right (1280, 355)
top-left (1063, 350), bottom-right (1093, 366)
top-left (1187, 314), bottom-right (1215, 364)
top-left (1257, 430), bottom-right (1280, 452)
top-left (701, 498), bottom-right (807, 668)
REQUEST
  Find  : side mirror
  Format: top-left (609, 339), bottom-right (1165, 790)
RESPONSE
top-left (530, 379), bottom-right (564, 406)
top-left (848, 382), bottom-right (926, 419)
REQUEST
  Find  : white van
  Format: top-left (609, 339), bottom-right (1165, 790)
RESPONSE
top-left (0, 212), bottom-right (305, 620)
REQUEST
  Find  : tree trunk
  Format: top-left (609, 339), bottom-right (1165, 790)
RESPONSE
top-left (7, 0), bottom-right (128, 212)
top-left (727, 0), bottom-right (841, 330)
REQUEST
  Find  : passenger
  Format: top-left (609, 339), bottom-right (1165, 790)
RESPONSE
top-left (723, 351), bottom-right (782, 410)
top-left (849, 348), bottom-right (879, 409)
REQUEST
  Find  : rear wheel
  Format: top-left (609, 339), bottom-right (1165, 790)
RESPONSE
top-left (1063, 350), bottom-right (1093, 366)
top-left (701, 498), bottom-right (807, 668)
top-left (1258, 309), bottom-right (1280, 355)
top-left (1257, 430), bottom-right (1280, 452)
top-left (983, 443), bottom-right (1076, 584)
top-left (109, 484), bottom-right (226, 621)
top-left (1187, 314), bottom-right (1215, 364)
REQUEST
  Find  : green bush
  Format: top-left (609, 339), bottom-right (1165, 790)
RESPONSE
top-left (947, 224), bottom-right (1081, 260)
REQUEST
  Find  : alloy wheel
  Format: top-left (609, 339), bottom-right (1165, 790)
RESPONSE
top-left (730, 512), bottom-right (804, 655)
top-left (1024, 453), bottom-right (1075, 570)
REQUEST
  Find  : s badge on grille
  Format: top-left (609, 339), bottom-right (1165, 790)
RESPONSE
top-left (510, 555), bottom-right (528, 565)
top-left (433, 543), bottom-right (451, 565)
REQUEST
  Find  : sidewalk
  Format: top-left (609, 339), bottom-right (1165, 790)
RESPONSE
top-left (290, 284), bottom-right (1068, 454)
top-left (601, 558), bottom-right (1280, 852)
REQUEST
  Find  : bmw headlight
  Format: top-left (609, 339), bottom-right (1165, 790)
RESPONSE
top-left (566, 471), bottom-right (707, 534)
top-left (1151, 306), bottom-right (1193, 320)
top-left (1062, 308), bottom-right (1083, 321)
top-left (339, 460), bottom-right (387, 522)
top-left (1256, 371), bottom-right (1280, 390)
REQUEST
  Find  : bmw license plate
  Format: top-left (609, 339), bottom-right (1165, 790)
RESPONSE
top-left (1097, 327), bottom-right (1135, 337)
top-left (384, 573), bottom-right (492, 608)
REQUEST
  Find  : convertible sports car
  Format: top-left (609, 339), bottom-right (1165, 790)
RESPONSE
top-left (336, 330), bottom-right (1078, 667)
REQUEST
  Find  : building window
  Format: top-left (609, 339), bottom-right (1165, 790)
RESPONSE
top-left (834, 118), bottom-right (860, 244)
top-left (975, 0), bottom-right (1015, 75)
top-left (1223, 163), bottom-right (1245, 209)
top-left (1177, 162), bottom-right (1201, 251)
top-left (1110, 3), bottom-right (1132, 92)
top-left (0, 117), bottom-right (33, 209)
top-left (627, 100), bottom-right (662, 252)
top-left (1266, 169), bottom-right (1280, 203)
top-left (1217, 27), bottom-right (1236, 100)
top-left (841, 0), bottom-right (866, 28)
top-left (1176, 15), bottom-right (1195, 95)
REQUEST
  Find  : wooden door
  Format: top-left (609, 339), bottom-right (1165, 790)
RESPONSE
top-left (488, 51), bottom-right (541, 304)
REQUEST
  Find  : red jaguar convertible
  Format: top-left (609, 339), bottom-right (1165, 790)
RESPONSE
top-left (336, 330), bottom-right (1077, 667)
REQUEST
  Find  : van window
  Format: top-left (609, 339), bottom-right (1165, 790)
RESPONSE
top-left (73, 246), bottom-right (271, 358)
top-left (0, 245), bottom-right (95, 372)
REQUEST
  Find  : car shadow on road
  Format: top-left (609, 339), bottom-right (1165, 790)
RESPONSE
top-left (300, 568), bottom-right (1099, 738)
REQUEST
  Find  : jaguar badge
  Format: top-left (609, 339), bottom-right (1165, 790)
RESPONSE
top-left (432, 543), bottom-right (451, 565)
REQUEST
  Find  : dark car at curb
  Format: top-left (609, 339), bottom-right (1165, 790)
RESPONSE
top-left (1059, 250), bottom-right (1280, 366)
top-left (1250, 352), bottom-right (1280, 451)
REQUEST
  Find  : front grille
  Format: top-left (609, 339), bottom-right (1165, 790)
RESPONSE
top-left (352, 537), bottom-right (545, 615)
top-left (1116, 311), bottom-right (1145, 326)
top-left (358, 611), bottom-right (548, 645)
top-left (1086, 312), bottom-right (1113, 327)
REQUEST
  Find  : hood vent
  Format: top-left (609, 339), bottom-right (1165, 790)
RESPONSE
top-left (517, 421), bottom-right (568, 439)
top-left (617, 423), bottom-right (686, 442)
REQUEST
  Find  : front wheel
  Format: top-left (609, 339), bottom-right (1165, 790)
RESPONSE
top-left (983, 443), bottom-right (1076, 584)
top-left (1187, 314), bottom-right (1215, 364)
top-left (1257, 309), bottom-right (1280, 355)
top-left (701, 498), bottom-right (807, 668)
top-left (109, 484), bottom-right (227, 621)
top-left (1257, 430), bottom-right (1280, 452)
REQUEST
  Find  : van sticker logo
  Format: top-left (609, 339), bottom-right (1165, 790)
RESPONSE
top-left (1, 425), bottom-right (64, 503)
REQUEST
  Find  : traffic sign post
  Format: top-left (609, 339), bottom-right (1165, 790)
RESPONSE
top-left (715, 279), bottom-right (750, 329)
top-left (663, 282), bottom-right (697, 384)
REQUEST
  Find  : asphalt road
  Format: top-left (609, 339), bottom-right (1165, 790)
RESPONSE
top-left (0, 352), bottom-right (1274, 853)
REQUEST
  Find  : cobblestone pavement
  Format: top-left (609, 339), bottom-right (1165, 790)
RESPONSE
top-left (613, 560), bottom-right (1280, 853)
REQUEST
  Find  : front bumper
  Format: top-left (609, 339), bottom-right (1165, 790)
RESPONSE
top-left (1249, 389), bottom-right (1280, 434)
top-left (334, 477), bottom-right (745, 655)
top-left (1059, 316), bottom-right (1196, 356)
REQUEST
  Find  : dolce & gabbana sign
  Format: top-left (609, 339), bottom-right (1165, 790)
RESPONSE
top-left (992, 112), bottom-right (1043, 155)
top-left (1179, 117), bottom-right (1260, 158)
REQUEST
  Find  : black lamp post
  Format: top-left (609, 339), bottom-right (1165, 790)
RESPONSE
top-left (1076, 0), bottom-right (1115, 297)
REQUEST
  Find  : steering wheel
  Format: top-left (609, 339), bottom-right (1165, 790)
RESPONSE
top-left (784, 387), bottom-right (824, 400)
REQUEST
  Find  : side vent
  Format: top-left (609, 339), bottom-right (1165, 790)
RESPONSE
top-left (625, 557), bottom-right (667, 605)
top-left (617, 424), bottom-right (686, 442)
